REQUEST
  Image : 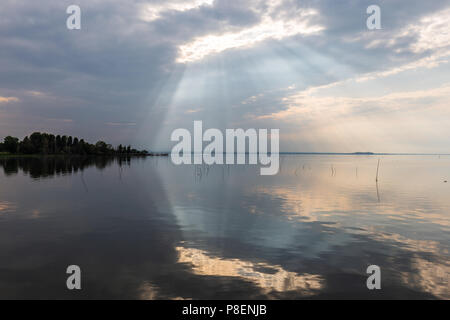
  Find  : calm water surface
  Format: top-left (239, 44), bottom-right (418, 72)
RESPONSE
top-left (0, 155), bottom-right (449, 299)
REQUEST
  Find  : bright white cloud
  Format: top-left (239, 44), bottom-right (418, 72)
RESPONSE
top-left (260, 83), bottom-right (450, 121)
top-left (406, 7), bottom-right (450, 53)
top-left (139, 0), bottom-right (214, 22)
top-left (365, 7), bottom-right (450, 54)
top-left (355, 50), bottom-right (450, 82)
top-left (177, 7), bottom-right (324, 63)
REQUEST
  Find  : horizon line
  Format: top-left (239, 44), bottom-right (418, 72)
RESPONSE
top-left (160, 152), bottom-right (450, 156)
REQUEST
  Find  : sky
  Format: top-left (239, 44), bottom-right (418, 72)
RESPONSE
top-left (0, 0), bottom-right (449, 153)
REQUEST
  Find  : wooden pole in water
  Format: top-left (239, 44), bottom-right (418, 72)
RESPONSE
top-left (375, 158), bottom-right (380, 182)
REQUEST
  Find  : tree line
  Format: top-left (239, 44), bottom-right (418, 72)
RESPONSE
top-left (0, 132), bottom-right (148, 155)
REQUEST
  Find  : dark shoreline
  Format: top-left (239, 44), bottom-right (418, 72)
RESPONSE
top-left (0, 153), bottom-right (169, 158)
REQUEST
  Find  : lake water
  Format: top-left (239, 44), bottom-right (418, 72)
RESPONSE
top-left (0, 155), bottom-right (449, 299)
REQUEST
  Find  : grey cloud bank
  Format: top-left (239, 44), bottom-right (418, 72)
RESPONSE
top-left (1, 0), bottom-right (449, 152)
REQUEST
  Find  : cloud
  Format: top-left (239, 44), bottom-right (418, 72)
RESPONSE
top-left (250, 70), bottom-right (450, 153)
top-left (0, 96), bottom-right (19, 104)
top-left (363, 7), bottom-right (450, 54)
top-left (408, 7), bottom-right (450, 53)
top-left (355, 50), bottom-right (450, 82)
top-left (0, 0), bottom-right (449, 152)
top-left (185, 108), bottom-right (202, 114)
top-left (47, 118), bottom-right (73, 123)
top-left (27, 91), bottom-right (45, 97)
top-left (106, 122), bottom-right (137, 126)
top-left (139, 0), bottom-right (214, 22)
top-left (177, 4), bottom-right (323, 62)
top-left (260, 83), bottom-right (450, 121)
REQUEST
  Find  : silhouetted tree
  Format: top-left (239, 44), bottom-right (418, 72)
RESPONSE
top-left (55, 135), bottom-right (62, 153)
top-left (3, 136), bottom-right (19, 153)
top-left (48, 134), bottom-right (55, 154)
top-left (61, 136), bottom-right (68, 152)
